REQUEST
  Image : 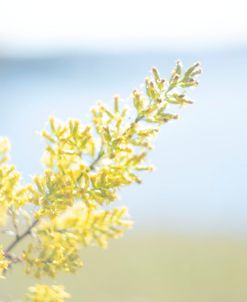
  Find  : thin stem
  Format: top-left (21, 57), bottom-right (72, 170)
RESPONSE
top-left (89, 148), bottom-right (104, 170)
top-left (134, 115), bottom-right (144, 123)
top-left (4, 219), bottom-right (39, 254)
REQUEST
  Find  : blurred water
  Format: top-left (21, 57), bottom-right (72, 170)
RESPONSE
top-left (0, 49), bottom-right (247, 234)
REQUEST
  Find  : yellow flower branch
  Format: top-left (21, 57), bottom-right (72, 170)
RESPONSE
top-left (0, 61), bottom-right (201, 301)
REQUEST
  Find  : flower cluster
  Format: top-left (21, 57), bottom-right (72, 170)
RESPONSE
top-left (23, 205), bottom-right (131, 278)
top-left (0, 245), bottom-right (9, 277)
top-left (0, 61), bottom-right (201, 301)
top-left (25, 284), bottom-right (70, 302)
top-left (0, 138), bottom-right (33, 228)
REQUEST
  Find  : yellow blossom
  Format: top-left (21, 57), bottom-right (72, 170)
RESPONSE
top-left (25, 284), bottom-right (70, 302)
top-left (0, 246), bottom-right (10, 277)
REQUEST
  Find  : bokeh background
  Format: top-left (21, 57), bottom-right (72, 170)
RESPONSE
top-left (0, 0), bottom-right (247, 301)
